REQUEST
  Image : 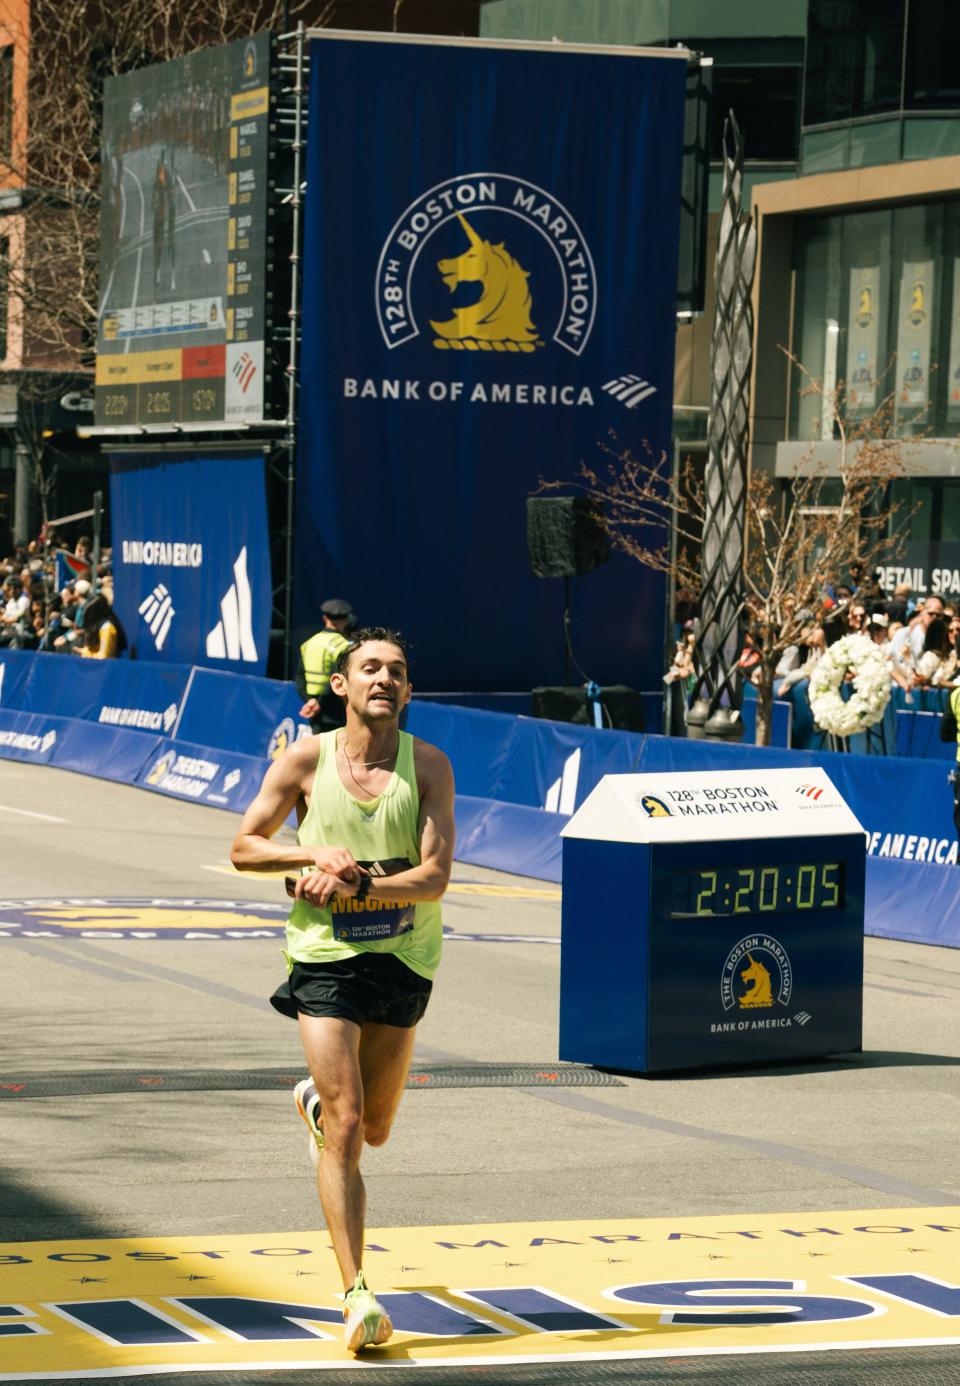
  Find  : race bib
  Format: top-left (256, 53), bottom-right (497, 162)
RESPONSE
top-left (330, 856), bottom-right (416, 942)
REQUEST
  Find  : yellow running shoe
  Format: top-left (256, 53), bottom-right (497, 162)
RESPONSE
top-left (343, 1270), bottom-right (393, 1352)
top-left (293, 1077), bottom-right (324, 1168)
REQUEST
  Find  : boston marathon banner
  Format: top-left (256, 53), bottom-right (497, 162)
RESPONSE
top-left (297, 36), bottom-right (687, 691)
top-left (110, 452), bottom-right (270, 673)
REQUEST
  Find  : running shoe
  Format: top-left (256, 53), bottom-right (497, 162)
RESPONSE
top-left (293, 1077), bottom-right (324, 1167)
top-left (343, 1270), bottom-right (393, 1352)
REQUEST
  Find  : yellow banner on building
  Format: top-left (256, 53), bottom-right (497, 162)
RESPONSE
top-left (95, 350), bottom-right (182, 387)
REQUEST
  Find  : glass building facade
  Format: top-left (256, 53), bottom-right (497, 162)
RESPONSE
top-left (789, 197), bottom-right (960, 441)
top-left (801, 0), bottom-right (960, 169)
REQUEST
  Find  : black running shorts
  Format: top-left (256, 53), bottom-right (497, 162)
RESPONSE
top-left (270, 952), bottom-right (432, 1028)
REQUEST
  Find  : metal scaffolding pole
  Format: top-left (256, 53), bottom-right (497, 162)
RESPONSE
top-left (274, 23), bottom-right (308, 678)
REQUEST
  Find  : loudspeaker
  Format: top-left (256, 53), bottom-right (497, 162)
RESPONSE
top-left (526, 496), bottom-right (611, 578)
top-left (532, 685), bottom-right (645, 732)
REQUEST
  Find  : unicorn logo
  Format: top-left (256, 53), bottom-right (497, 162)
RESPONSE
top-left (721, 935), bottom-right (793, 1012)
top-left (738, 954), bottom-right (774, 1009)
top-left (908, 280), bottom-right (927, 327)
top-left (857, 285), bottom-right (874, 327)
top-left (146, 750), bottom-right (176, 787)
top-left (430, 214), bottom-right (542, 353)
top-left (377, 173), bottom-right (597, 355)
top-left (639, 794), bottom-right (672, 818)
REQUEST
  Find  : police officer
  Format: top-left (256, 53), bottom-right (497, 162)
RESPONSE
top-left (297, 599), bottom-right (357, 733)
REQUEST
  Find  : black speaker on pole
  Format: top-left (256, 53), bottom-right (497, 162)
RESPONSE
top-left (526, 496), bottom-right (611, 578)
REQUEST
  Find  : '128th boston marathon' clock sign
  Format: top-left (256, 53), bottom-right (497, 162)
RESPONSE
top-left (559, 768), bottom-right (865, 1074)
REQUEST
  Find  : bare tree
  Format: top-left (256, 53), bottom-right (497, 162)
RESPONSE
top-left (540, 372), bottom-right (915, 746)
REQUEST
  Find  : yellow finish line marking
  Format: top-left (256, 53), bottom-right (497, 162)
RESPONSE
top-left (202, 861), bottom-right (561, 899)
top-left (3, 1209), bottom-right (960, 1378)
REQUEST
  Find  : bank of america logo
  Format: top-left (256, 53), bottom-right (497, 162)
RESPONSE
top-left (138, 583), bottom-right (175, 651)
top-left (797, 784), bottom-right (823, 800)
top-left (206, 547), bottom-right (258, 662)
top-left (232, 351), bottom-right (257, 394)
top-left (794, 1011), bottom-right (812, 1026)
top-left (602, 374), bottom-right (657, 409)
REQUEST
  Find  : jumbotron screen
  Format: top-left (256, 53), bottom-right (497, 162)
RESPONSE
top-left (95, 33), bottom-right (272, 428)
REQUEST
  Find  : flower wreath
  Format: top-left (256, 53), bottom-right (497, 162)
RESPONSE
top-left (808, 632), bottom-right (891, 738)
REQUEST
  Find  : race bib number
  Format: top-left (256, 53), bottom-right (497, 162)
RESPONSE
top-left (330, 855), bottom-right (416, 942)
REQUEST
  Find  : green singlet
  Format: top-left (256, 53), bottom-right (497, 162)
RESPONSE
top-left (285, 729), bottom-right (442, 981)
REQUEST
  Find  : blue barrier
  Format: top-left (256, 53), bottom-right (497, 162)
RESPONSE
top-left (896, 709), bottom-right (954, 761)
top-left (174, 667), bottom-right (306, 758)
top-left (136, 738), bottom-right (269, 812)
top-left (0, 649), bottom-right (37, 709)
top-left (865, 856), bottom-right (960, 949)
top-left (27, 653), bottom-right (191, 732)
top-left (0, 708), bottom-right (63, 765)
top-left (1, 648), bottom-right (959, 951)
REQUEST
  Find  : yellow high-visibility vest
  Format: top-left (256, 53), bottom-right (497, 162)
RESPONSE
top-left (300, 629), bottom-right (351, 698)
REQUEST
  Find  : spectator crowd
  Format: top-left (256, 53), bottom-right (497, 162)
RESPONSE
top-left (667, 571), bottom-right (960, 703)
top-left (0, 530), bottom-right (124, 659)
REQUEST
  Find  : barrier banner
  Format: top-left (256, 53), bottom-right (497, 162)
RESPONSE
top-left (136, 737), bottom-right (267, 811)
top-left (110, 452), bottom-right (270, 673)
top-left (0, 708), bottom-right (61, 763)
top-left (175, 667), bottom-right (307, 759)
top-left (298, 36), bottom-right (687, 691)
top-left (18, 650), bottom-right (190, 734)
top-left (0, 648), bottom-right (37, 710)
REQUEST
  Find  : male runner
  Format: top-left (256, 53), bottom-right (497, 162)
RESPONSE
top-left (231, 629), bottom-right (454, 1353)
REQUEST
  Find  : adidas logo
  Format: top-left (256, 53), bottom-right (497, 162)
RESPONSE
top-left (206, 547), bottom-right (258, 663)
top-left (544, 748), bottom-right (581, 815)
top-left (794, 1011), bottom-right (812, 1026)
top-left (138, 583), bottom-right (175, 652)
top-left (601, 374), bottom-right (657, 409)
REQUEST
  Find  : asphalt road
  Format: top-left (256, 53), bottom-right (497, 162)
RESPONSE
top-left (2, 762), bottom-right (960, 1383)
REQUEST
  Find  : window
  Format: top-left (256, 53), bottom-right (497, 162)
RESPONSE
top-left (803, 0), bottom-right (905, 126)
top-left (905, 0), bottom-right (960, 111)
top-left (790, 199), bottom-right (960, 441)
top-left (711, 67), bottom-right (801, 162)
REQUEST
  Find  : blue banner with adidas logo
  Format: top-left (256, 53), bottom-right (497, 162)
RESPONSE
top-left (296, 36), bottom-right (687, 691)
top-left (109, 452), bottom-right (270, 673)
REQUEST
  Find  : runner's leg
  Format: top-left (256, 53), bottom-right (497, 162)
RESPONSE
top-left (298, 1014), bottom-right (366, 1289)
top-left (358, 1022), bottom-right (418, 1147)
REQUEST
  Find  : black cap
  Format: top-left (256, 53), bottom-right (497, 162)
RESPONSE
top-left (321, 598), bottom-right (354, 618)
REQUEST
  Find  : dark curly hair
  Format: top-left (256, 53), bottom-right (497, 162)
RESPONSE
top-left (335, 626), bottom-right (410, 676)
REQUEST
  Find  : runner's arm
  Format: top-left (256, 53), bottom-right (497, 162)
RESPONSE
top-left (230, 743), bottom-right (359, 877)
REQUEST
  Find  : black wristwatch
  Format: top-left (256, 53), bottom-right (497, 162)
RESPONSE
top-left (355, 872), bottom-right (372, 903)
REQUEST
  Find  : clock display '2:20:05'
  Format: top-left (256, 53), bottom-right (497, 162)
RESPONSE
top-left (671, 862), bottom-right (844, 917)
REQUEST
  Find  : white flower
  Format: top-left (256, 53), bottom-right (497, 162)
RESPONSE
top-left (808, 633), bottom-right (891, 738)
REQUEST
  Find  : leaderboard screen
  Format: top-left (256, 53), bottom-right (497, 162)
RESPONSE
top-left (96, 33), bottom-right (272, 428)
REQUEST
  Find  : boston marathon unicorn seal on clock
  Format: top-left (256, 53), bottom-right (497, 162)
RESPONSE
top-left (231, 628), bottom-right (455, 1353)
